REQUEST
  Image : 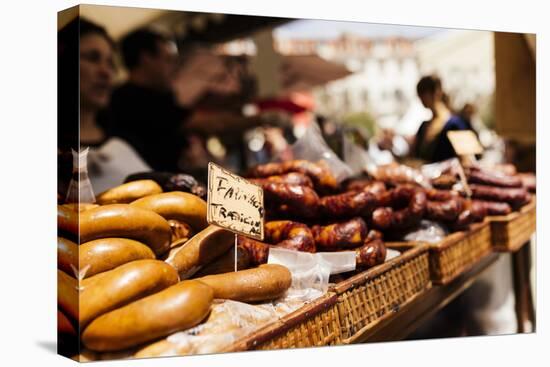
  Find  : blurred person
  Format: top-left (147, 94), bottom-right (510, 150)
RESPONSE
top-left (105, 29), bottom-right (190, 171)
top-left (58, 17), bottom-right (149, 197)
top-left (409, 78), bottom-right (519, 340)
top-left (175, 53), bottom-right (262, 176)
top-left (459, 103), bottom-right (475, 130)
top-left (413, 75), bottom-right (472, 163)
top-left (78, 19), bottom-right (114, 146)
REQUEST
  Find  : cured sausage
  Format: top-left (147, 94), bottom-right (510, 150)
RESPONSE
top-left (344, 180), bottom-right (386, 195)
top-left (262, 183), bottom-right (320, 219)
top-left (371, 207), bottom-right (393, 229)
top-left (79, 204), bottom-right (172, 256)
top-left (469, 184), bottom-right (531, 209)
top-left (57, 270), bottom-right (78, 322)
top-left (312, 217), bottom-right (367, 250)
top-left (472, 200), bottom-right (512, 216)
top-left (467, 169), bottom-right (522, 188)
top-left (452, 199), bottom-right (487, 230)
top-left (165, 225), bottom-right (235, 279)
top-left (365, 229), bottom-right (384, 242)
top-left (320, 190), bottom-right (379, 218)
top-left (79, 260), bottom-right (179, 327)
top-left (426, 194), bottom-right (462, 222)
top-left (61, 203), bottom-right (99, 212)
top-left (265, 220), bottom-right (316, 253)
top-left (248, 172), bottom-right (314, 188)
top-left (368, 163), bottom-right (427, 187)
top-left (58, 310), bottom-right (76, 336)
top-left (371, 187), bottom-right (427, 230)
top-left (517, 173), bottom-right (536, 193)
top-left (57, 205), bottom-right (78, 237)
top-left (356, 239), bottom-right (386, 269)
top-left (237, 236), bottom-right (270, 266)
top-left (195, 264), bottom-right (292, 302)
top-left (79, 238), bottom-right (155, 278)
top-left (168, 219), bottom-right (193, 244)
top-left (81, 280), bottom-right (213, 352)
top-left (58, 237), bottom-right (78, 277)
top-left (248, 160), bottom-right (338, 192)
top-left (96, 180), bottom-right (163, 204)
top-left (130, 191), bottom-right (208, 232)
top-left (124, 172), bottom-right (207, 199)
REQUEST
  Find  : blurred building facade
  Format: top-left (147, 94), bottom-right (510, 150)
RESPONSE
top-left (276, 29), bottom-right (495, 136)
top-left (185, 21), bottom-right (497, 138)
top-left (415, 30), bottom-right (495, 111)
top-left (277, 34), bottom-right (420, 127)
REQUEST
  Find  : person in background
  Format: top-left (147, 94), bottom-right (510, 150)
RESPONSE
top-left (459, 103), bottom-right (475, 129)
top-left (58, 17), bottom-right (150, 197)
top-left (105, 29), bottom-right (190, 171)
top-left (413, 75), bottom-right (472, 163)
top-left (458, 102), bottom-right (482, 137)
top-left (77, 19), bottom-right (115, 147)
top-left (409, 78), bottom-right (518, 340)
top-left (407, 76), bottom-right (476, 340)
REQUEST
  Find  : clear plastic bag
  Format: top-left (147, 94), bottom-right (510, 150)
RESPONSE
top-left (421, 158), bottom-right (470, 195)
top-left (402, 220), bottom-right (449, 244)
top-left (342, 134), bottom-right (374, 176)
top-left (65, 148), bottom-right (96, 204)
top-left (267, 247), bottom-right (356, 296)
top-left (367, 136), bottom-right (396, 166)
top-left (134, 300), bottom-right (279, 357)
top-left (421, 157), bottom-right (462, 181)
top-left (289, 121), bottom-right (353, 184)
top-left (386, 248), bottom-right (402, 261)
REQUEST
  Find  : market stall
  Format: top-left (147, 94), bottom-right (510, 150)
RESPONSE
top-left (57, 134), bottom-right (536, 360)
top-left (57, 5), bottom-right (536, 362)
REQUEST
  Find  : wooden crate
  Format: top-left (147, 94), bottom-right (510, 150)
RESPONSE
top-left (488, 199), bottom-right (536, 252)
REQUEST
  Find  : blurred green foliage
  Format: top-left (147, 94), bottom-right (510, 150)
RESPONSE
top-left (342, 111), bottom-right (378, 139)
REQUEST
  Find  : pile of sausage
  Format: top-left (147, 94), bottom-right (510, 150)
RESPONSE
top-left (57, 179), bottom-right (292, 358)
top-left (429, 163), bottom-right (535, 217)
top-left (245, 160), bottom-right (390, 268)
top-left (465, 166), bottom-right (533, 214)
top-left (245, 160), bottom-right (535, 255)
top-left (56, 161), bottom-right (535, 359)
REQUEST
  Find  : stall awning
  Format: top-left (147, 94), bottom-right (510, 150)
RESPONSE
top-left (173, 51), bottom-right (351, 108)
top-left (75, 4), bottom-right (290, 43)
top-left (281, 55), bottom-right (352, 92)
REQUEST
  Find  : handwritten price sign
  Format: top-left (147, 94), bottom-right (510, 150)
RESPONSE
top-left (447, 130), bottom-right (483, 156)
top-left (207, 162), bottom-right (265, 240)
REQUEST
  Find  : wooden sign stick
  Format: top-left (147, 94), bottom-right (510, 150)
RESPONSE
top-left (234, 233), bottom-right (238, 272)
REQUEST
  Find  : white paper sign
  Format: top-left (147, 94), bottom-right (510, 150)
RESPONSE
top-left (447, 130), bottom-right (484, 156)
top-left (207, 162), bottom-right (265, 240)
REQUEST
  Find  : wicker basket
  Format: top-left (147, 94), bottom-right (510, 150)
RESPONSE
top-left (331, 245), bottom-right (431, 342)
top-left (226, 292), bottom-right (342, 352)
top-left (227, 244), bottom-right (432, 350)
top-left (429, 221), bottom-right (492, 284)
top-left (387, 222), bottom-right (492, 285)
top-left (488, 199), bottom-right (536, 252)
